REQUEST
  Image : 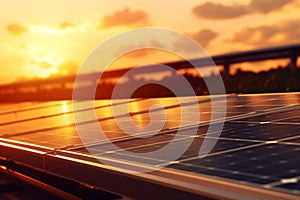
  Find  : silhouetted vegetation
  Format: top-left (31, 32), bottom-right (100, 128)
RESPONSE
top-left (0, 64), bottom-right (299, 102)
top-left (97, 65), bottom-right (300, 98)
top-left (224, 66), bottom-right (300, 94)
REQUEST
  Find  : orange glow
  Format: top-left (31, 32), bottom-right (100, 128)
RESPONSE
top-left (0, 1), bottom-right (299, 84)
top-left (30, 24), bottom-right (58, 35)
top-left (25, 53), bottom-right (62, 79)
top-left (61, 101), bottom-right (69, 113)
top-left (109, 49), bottom-right (183, 70)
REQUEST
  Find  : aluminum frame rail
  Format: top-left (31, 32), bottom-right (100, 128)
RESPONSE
top-left (0, 136), bottom-right (299, 200)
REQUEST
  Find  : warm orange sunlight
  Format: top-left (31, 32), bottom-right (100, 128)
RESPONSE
top-left (1, 2), bottom-right (300, 200)
top-left (25, 53), bottom-right (62, 79)
top-left (1, 0), bottom-right (300, 84)
top-left (109, 49), bottom-right (184, 70)
top-left (30, 24), bottom-right (58, 35)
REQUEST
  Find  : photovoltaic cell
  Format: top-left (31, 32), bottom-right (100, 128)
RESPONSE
top-left (0, 92), bottom-right (300, 198)
top-left (169, 142), bottom-right (300, 195)
top-left (233, 108), bottom-right (300, 124)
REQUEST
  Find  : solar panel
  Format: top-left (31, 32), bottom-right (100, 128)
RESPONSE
top-left (0, 92), bottom-right (300, 199)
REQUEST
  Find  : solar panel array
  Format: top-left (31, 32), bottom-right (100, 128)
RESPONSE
top-left (0, 92), bottom-right (300, 198)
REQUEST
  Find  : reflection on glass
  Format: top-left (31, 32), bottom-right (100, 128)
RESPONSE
top-left (61, 100), bottom-right (69, 113)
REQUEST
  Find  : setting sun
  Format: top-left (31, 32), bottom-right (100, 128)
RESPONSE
top-left (25, 53), bottom-right (63, 79)
top-left (0, 0), bottom-right (300, 84)
top-left (30, 24), bottom-right (58, 35)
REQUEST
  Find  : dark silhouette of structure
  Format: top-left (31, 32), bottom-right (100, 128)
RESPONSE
top-left (0, 43), bottom-right (299, 102)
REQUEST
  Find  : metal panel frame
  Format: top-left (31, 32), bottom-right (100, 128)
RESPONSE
top-left (0, 138), bottom-right (299, 200)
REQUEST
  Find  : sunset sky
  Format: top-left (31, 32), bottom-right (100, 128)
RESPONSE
top-left (1, 0), bottom-right (300, 84)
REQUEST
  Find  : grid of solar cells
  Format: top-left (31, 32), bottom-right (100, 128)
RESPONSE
top-left (0, 92), bottom-right (300, 196)
top-left (0, 94), bottom-right (281, 148)
top-left (169, 94), bottom-right (300, 195)
top-left (70, 93), bottom-right (300, 196)
top-left (1, 96), bottom-right (217, 148)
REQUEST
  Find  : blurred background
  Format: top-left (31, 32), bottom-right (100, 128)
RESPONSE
top-left (1, 0), bottom-right (300, 101)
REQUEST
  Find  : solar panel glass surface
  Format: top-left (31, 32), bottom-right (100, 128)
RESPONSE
top-left (0, 92), bottom-right (299, 197)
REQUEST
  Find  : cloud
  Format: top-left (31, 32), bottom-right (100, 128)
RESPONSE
top-left (27, 22), bottom-right (80, 35)
top-left (191, 29), bottom-right (218, 48)
top-left (6, 23), bottom-right (28, 35)
top-left (173, 29), bottom-right (218, 53)
top-left (193, 0), bottom-right (294, 20)
top-left (228, 19), bottom-right (300, 47)
top-left (31, 60), bottom-right (52, 69)
top-left (249, 0), bottom-right (293, 13)
top-left (58, 60), bottom-right (79, 75)
top-left (59, 21), bottom-right (74, 29)
top-left (101, 8), bottom-right (149, 28)
top-left (192, 2), bottom-right (248, 20)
